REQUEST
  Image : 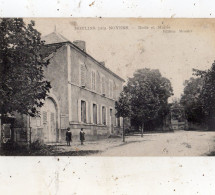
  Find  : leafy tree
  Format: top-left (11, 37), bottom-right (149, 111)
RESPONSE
top-left (180, 77), bottom-right (205, 124)
top-left (116, 68), bottom-right (173, 136)
top-left (115, 91), bottom-right (131, 142)
top-left (0, 18), bottom-right (51, 117)
top-left (170, 100), bottom-right (185, 122)
top-left (193, 61), bottom-right (215, 130)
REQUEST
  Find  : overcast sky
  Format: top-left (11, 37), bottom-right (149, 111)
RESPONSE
top-left (29, 18), bottom-right (215, 100)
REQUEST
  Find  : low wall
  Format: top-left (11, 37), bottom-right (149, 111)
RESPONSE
top-left (188, 123), bottom-right (206, 130)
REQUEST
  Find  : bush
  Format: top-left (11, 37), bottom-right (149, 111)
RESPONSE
top-left (30, 140), bottom-right (44, 150)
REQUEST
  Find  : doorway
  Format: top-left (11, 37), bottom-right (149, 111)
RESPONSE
top-left (41, 98), bottom-right (57, 143)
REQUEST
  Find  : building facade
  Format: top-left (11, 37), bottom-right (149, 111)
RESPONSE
top-left (28, 31), bottom-right (124, 143)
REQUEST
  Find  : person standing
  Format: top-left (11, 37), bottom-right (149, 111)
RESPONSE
top-left (80, 128), bottom-right (85, 145)
top-left (66, 127), bottom-right (72, 146)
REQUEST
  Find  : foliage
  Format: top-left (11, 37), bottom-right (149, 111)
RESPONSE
top-left (0, 18), bottom-right (51, 116)
top-left (193, 61), bottom-right (215, 116)
top-left (116, 68), bottom-right (173, 129)
top-left (195, 62), bottom-right (215, 116)
top-left (115, 90), bottom-right (131, 118)
top-left (180, 77), bottom-right (205, 123)
top-left (171, 100), bottom-right (185, 122)
top-left (30, 140), bottom-right (44, 150)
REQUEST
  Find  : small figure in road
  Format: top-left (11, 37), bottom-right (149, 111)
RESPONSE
top-left (80, 128), bottom-right (85, 145)
top-left (66, 127), bottom-right (72, 146)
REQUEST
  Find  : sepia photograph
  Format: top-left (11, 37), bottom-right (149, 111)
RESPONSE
top-left (1, 18), bottom-right (215, 156)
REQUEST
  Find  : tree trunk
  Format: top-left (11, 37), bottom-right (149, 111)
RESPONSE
top-left (26, 115), bottom-right (31, 149)
top-left (141, 123), bottom-right (144, 137)
top-left (122, 117), bottom-right (125, 142)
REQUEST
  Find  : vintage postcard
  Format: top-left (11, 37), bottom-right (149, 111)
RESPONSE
top-left (1, 18), bottom-right (215, 157)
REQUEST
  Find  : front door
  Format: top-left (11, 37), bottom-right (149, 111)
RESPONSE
top-left (41, 98), bottom-right (57, 143)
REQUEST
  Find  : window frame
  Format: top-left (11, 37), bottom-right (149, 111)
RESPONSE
top-left (78, 99), bottom-right (89, 123)
top-left (92, 103), bottom-right (98, 124)
top-left (101, 105), bottom-right (107, 126)
top-left (101, 75), bottom-right (106, 96)
top-left (91, 69), bottom-right (96, 91)
top-left (80, 63), bottom-right (86, 87)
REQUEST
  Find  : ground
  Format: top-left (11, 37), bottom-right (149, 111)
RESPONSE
top-left (1, 130), bottom-right (215, 156)
top-left (94, 130), bottom-right (215, 156)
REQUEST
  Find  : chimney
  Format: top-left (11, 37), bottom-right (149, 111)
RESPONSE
top-left (100, 61), bottom-right (105, 66)
top-left (73, 40), bottom-right (86, 52)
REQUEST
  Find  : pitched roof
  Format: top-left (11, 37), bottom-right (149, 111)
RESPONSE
top-left (42, 32), bottom-right (125, 82)
top-left (42, 31), bottom-right (69, 44)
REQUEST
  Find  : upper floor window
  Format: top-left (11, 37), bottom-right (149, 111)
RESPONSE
top-left (109, 80), bottom-right (113, 98)
top-left (113, 82), bottom-right (117, 99)
top-left (80, 64), bottom-right (86, 87)
top-left (91, 70), bottom-right (96, 91)
top-left (101, 76), bottom-right (106, 95)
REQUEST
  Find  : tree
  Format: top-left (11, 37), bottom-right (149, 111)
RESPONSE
top-left (0, 18), bottom-right (51, 143)
top-left (180, 77), bottom-right (205, 125)
top-left (115, 91), bottom-right (131, 142)
top-left (0, 18), bottom-right (51, 117)
top-left (116, 68), bottom-right (173, 136)
top-left (193, 61), bottom-right (215, 130)
top-left (170, 99), bottom-right (185, 122)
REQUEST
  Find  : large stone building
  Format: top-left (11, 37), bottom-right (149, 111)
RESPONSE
top-left (28, 30), bottom-right (125, 143)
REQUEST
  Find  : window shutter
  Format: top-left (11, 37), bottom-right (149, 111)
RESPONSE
top-left (80, 64), bottom-right (85, 87)
top-left (100, 106), bottom-right (102, 125)
top-left (109, 81), bottom-right (111, 98)
top-left (94, 104), bottom-right (97, 124)
top-left (97, 104), bottom-right (99, 124)
top-left (106, 107), bottom-right (108, 126)
top-left (86, 101), bottom-right (89, 123)
top-left (78, 99), bottom-right (81, 122)
top-left (109, 80), bottom-right (113, 98)
top-left (113, 82), bottom-right (116, 99)
top-left (102, 76), bottom-right (105, 95)
top-left (91, 71), bottom-right (96, 91)
top-left (91, 102), bottom-right (93, 123)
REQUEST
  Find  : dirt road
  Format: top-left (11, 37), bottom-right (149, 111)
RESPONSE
top-left (94, 130), bottom-right (215, 156)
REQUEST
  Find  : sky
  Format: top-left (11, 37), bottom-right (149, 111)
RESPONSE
top-left (27, 18), bottom-right (215, 100)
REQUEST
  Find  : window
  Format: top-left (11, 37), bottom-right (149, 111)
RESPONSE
top-left (110, 108), bottom-right (113, 125)
top-left (102, 106), bottom-right (106, 125)
top-left (109, 80), bottom-right (113, 98)
top-left (91, 70), bottom-right (96, 91)
top-left (101, 76), bottom-right (105, 95)
top-left (81, 100), bottom-right (87, 123)
top-left (93, 104), bottom-right (97, 124)
top-left (80, 64), bottom-right (86, 87)
top-left (113, 81), bottom-right (116, 99)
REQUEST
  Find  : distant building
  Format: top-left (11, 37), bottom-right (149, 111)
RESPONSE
top-left (26, 30), bottom-right (125, 143)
